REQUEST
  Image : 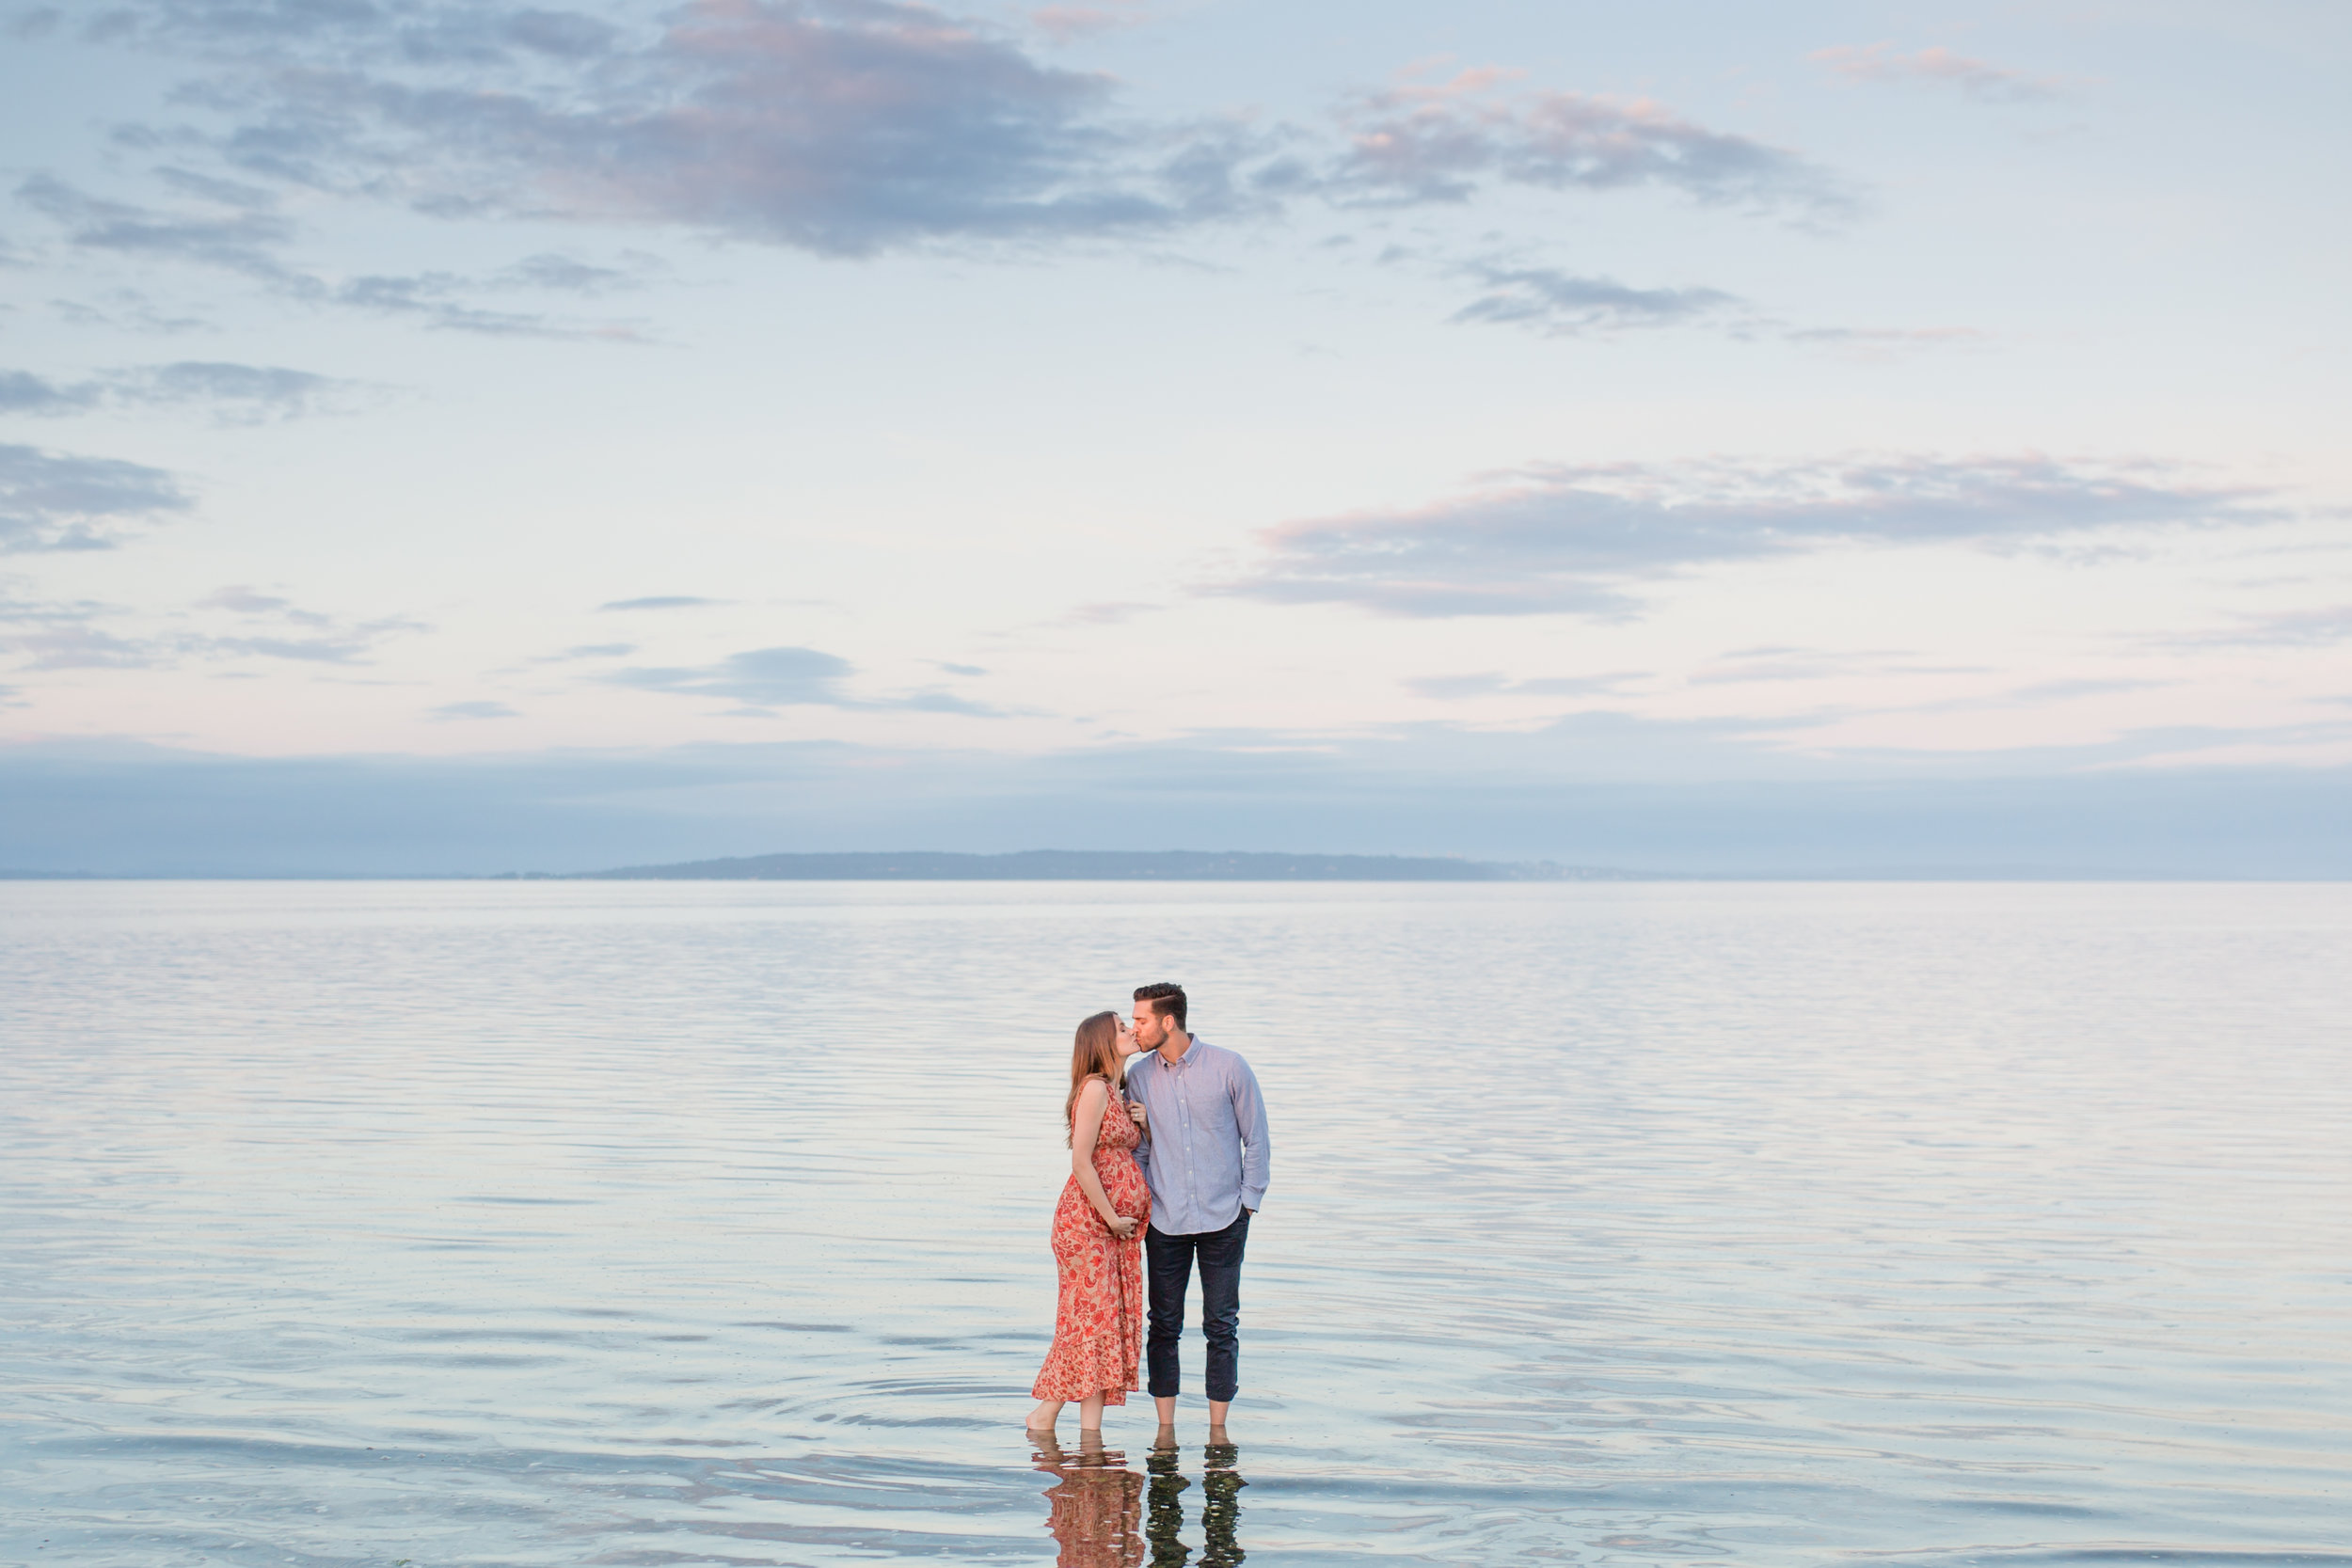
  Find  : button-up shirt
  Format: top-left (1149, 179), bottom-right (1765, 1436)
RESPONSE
top-left (1126, 1035), bottom-right (1269, 1235)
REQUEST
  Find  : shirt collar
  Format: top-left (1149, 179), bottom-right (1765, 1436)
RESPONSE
top-left (1160, 1034), bottom-right (1199, 1068)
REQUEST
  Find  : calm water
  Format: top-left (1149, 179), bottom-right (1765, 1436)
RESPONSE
top-left (3, 880), bottom-right (2347, 1567)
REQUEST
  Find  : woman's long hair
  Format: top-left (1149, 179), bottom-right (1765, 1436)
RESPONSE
top-left (1064, 1010), bottom-right (1124, 1146)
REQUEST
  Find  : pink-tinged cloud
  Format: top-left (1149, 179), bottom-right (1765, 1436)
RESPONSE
top-left (1812, 43), bottom-right (2068, 103)
top-left (1032, 1), bottom-right (1150, 44)
top-left (121, 0), bottom-right (1248, 257)
top-left (73, 2), bottom-right (1859, 264)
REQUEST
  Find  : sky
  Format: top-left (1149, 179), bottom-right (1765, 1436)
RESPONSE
top-left (2, 0), bottom-right (2347, 874)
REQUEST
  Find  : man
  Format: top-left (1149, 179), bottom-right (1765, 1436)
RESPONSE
top-left (1123, 981), bottom-right (1270, 1436)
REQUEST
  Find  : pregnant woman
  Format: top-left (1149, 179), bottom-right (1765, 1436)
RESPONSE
top-left (1028, 1010), bottom-right (1152, 1437)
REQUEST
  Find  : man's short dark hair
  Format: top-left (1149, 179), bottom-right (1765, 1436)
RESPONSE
top-left (1134, 982), bottom-right (1187, 1031)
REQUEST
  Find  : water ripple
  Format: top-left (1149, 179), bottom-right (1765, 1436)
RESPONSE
top-left (2, 880), bottom-right (2346, 1565)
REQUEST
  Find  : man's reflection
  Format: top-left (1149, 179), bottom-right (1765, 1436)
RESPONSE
top-left (1142, 1429), bottom-right (1247, 1568)
top-left (1032, 1433), bottom-right (1145, 1568)
top-left (1146, 1441), bottom-right (1187, 1568)
top-left (1199, 1438), bottom-right (1245, 1568)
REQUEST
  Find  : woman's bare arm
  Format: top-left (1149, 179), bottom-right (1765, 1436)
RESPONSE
top-left (1070, 1080), bottom-right (1136, 1237)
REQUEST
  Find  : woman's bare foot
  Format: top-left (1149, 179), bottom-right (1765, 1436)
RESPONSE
top-left (1026, 1399), bottom-right (1062, 1433)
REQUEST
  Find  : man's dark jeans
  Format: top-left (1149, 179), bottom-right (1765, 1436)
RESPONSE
top-left (1146, 1209), bottom-right (1249, 1402)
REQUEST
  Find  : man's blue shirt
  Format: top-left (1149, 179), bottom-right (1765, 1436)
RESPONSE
top-left (1125, 1035), bottom-right (1269, 1234)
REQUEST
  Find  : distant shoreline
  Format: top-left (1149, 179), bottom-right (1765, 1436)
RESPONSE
top-left (564, 849), bottom-right (1631, 881)
top-left (3, 848), bottom-right (2324, 881)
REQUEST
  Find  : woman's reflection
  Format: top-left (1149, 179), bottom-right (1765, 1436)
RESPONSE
top-left (1143, 1433), bottom-right (1247, 1568)
top-left (1032, 1433), bottom-right (1146, 1568)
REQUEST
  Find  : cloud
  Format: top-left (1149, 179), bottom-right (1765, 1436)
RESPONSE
top-left (1220, 455), bottom-right (2290, 618)
top-left (1786, 325), bottom-right (1991, 360)
top-left (2008, 677), bottom-right (2172, 701)
top-left (2154, 604), bottom-right (2352, 649)
top-left (85, 0), bottom-right (1249, 259)
top-left (16, 172), bottom-right (293, 277)
top-left (1329, 66), bottom-right (1851, 217)
top-left (0, 589), bottom-right (108, 625)
top-left (1813, 43), bottom-right (2067, 103)
top-left (599, 594), bottom-right (728, 611)
top-left (198, 630), bottom-right (403, 662)
top-left (603, 643), bottom-right (1006, 715)
top-left (0, 442), bottom-right (191, 552)
top-left (1, 585), bottom-right (424, 671)
top-left (0, 370), bottom-right (100, 415)
top-left (42, 291), bottom-right (212, 335)
top-left (0, 595), bottom-right (173, 672)
top-left (498, 250), bottom-right (664, 293)
top-left (52, 3), bottom-right (1846, 268)
top-left (1406, 671), bottom-right (1644, 700)
top-left (2, 629), bottom-right (399, 670)
top-left (135, 360), bottom-right (353, 415)
top-left (19, 176), bottom-right (649, 338)
top-left (1031, 3), bottom-right (1149, 44)
top-left (326, 271), bottom-right (645, 338)
top-left (1686, 646), bottom-right (1989, 686)
top-left (3, 360), bottom-right (362, 421)
top-left (77, 0), bottom-right (623, 61)
top-left (199, 584), bottom-right (331, 625)
top-left (1063, 600), bottom-right (1160, 625)
top-left (607, 644), bottom-right (859, 707)
top-left (0, 624), bottom-right (165, 670)
top-left (1449, 263), bottom-right (1740, 335)
top-left (188, 587), bottom-right (426, 663)
top-left (896, 689), bottom-right (1003, 715)
top-left (432, 699), bottom-right (520, 720)
top-left (1424, 266), bottom-right (1987, 352)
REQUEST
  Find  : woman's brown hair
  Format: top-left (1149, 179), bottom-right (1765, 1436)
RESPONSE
top-left (1063, 1010), bottom-right (1123, 1145)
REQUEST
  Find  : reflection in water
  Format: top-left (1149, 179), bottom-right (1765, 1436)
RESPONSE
top-left (1200, 1442), bottom-right (1246, 1568)
top-left (1033, 1435), bottom-right (1146, 1568)
top-left (1143, 1435), bottom-right (1246, 1568)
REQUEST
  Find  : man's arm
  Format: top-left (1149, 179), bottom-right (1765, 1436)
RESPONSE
top-left (1128, 1065), bottom-right (1151, 1177)
top-left (1231, 1056), bottom-right (1268, 1212)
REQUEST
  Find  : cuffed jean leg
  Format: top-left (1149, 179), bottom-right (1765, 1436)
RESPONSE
top-left (1197, 1210), bottom-right (1249, 1403)
top-left (1145, 1226), bottom-right (1194, 1400)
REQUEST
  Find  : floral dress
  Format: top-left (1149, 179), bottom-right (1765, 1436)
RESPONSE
top-left (1031, 1079), bottom-right (1151, 1402)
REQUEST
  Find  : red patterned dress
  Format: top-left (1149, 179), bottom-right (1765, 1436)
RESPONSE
top-left (1031, 1080), bottom-right (1151, 1402)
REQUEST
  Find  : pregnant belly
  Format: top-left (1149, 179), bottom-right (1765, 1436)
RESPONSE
top-left (1099, 1155), bottom-right (1150, 1221)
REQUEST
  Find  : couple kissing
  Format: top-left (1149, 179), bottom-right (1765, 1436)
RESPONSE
top-left (1026, 983), bottom-right (1271, 1443)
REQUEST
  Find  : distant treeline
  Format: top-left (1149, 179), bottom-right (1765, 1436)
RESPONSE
top-left (567, 850), bottom-right (1642, 881)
